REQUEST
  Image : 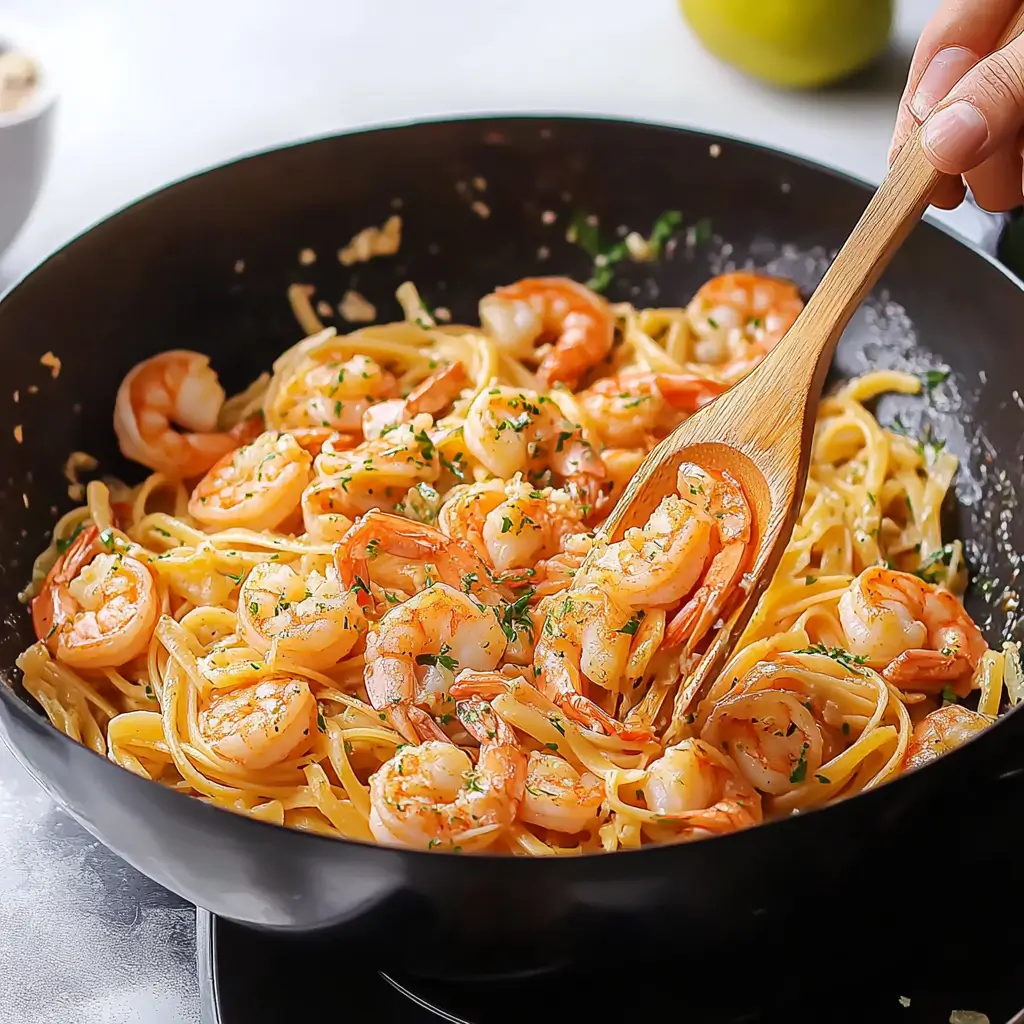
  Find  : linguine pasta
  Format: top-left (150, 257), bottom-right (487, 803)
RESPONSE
top-left (17, 271), bottom-right (1018, 855)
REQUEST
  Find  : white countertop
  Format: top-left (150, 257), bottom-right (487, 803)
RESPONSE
top-left (0, 0), bottom-right (1003, 288)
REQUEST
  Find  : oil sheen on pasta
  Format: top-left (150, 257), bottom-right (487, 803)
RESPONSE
top-left (17, 272), bottom-right (1021, 856)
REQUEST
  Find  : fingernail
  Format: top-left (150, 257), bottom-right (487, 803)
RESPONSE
top-left (921, 100), bottom-right (989, 167)
top-left (910, 45), bottom-right (979, 121)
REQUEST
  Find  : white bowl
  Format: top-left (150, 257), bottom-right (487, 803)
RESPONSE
top-left (0, 29), bottom-right (56, 259)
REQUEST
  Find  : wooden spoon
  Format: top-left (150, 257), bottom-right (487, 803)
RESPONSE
top-left (597, 8), bottom-right (1024, 738)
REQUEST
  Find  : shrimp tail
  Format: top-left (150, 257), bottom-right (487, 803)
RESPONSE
top-left (364, 649), bottom-right (422, 744)
top-left (663, 799), bottom-right (761, 836)
top-left (455, 695), bottom-right (526, 802)
top-left (404, 362), bottom-right (469, 418)
top-left (229, 413), bottom-right (266, 446)
top-left (407, 705), bottom-right (451, 743)
top-left (558, 691), bottom-right (652, 744)
top-left (653, 373), bottom-right (727, 412)
top-left (882, 650), bottom-right (973, 696)
top-left (664, 541), bottom-right (748, 652)
top-left (31, 526), bottom-right (103, 645)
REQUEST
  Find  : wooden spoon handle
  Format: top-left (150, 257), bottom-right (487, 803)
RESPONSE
top-left (780, 4), bottom-right (1024, 387)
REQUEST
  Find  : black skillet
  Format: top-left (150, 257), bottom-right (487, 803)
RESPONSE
top-left (1, 116), bottom-right (1023, 985)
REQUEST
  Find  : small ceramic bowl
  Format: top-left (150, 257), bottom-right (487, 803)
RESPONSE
top-left (0, 28), bottom-right (56, 259)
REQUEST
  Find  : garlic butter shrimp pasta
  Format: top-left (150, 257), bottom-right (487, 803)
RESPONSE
top-left (17, 271), bottom-right (1019, 855)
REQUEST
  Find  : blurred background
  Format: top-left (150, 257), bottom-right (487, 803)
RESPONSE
top-left (0, 0), bottom-right (1011, 292)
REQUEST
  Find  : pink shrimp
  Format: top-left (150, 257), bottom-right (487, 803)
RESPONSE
top-left (687, 272), bottom-right (804, 359)
top-left (361, 362), bottom-right (470, 439)
top-left (901, 703), bottom-right (991, 772)
top-left (333, 509), bottom-right (507, 608)
top-left (663, 463), bottom-right (754, 653)
top-left (838, 567), bottom-right (988, 695)
top-left (114, 351), bottom-right (263, 479)
top-left (580, 370), bottom-right (728, 448)
top-left (479, 276), bottom-right (614, 389)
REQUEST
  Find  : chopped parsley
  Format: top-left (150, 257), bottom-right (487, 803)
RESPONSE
top-left (568, 208), bottom-right (685, 292)
top-left (789, 743), bottom-right (809, 784)
top-left (794, 643), bottom-right (867, 670)
top-left (647, 209), bottom-right (683, 256)
top-left (440, 452), bottom-right (466, 480)
top-left (497, 590), bottom-right (535, 643)
top-left (415, 643), bottom-right (459, 672)
top-left (55, 521), bottom-right (86, 554)
top-left (616, 610), bottom-right (645, 636)
top-left (913, 544), bottom-right (955, 584)
top-left (413, 428), bottom-right (436, 461)
top-left (920, 368), bottom-right (950, 390)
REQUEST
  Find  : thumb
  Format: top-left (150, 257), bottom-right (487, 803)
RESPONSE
top-left (920, 36), bottom-right (1024, 174)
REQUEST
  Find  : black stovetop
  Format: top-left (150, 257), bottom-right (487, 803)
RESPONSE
top-left (201, 906), bottom-right (1024, 1023)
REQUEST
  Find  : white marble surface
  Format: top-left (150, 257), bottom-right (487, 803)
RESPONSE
top-left (0, 0), bottom-right (1003, 288)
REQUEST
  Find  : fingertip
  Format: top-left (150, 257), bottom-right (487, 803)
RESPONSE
top-left (927, 177), bottom-right (968, 210)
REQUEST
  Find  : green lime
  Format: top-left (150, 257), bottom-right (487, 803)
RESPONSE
top-left (680, 0), bottom-right (893, 90)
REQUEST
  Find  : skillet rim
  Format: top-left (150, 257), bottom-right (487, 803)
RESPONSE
top-left (0, 112), bottom-right (1020, 865)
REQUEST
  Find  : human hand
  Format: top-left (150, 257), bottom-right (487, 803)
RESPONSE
top-left (889, 0), bottom-right (1024, 211)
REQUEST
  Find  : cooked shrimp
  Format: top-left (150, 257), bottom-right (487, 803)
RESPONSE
top-left (463, 385), bottom-right (607, 512)
top-left (580, 460), bottom-right (747, 611)
top-left (237, 561), bottom-right (366, 670)
top-left (580, 370), bottom-right (726, 448)
top-left (437, 476), bottom-right (585, 573)
top-left (362, 362), bottom-right (470, 440)
top-left (700, 686), bottom-right (833, 796)
top-left (307, 416), bottom-right (441, 521)
top-left (368, 695), bottom-right (525, 851)
top-left (198, 675), bottom-right (315, 770)
top-left (114, 351), bottom-right (262, 478)
top-left (188, 430), bottom-right (312, 531)
top-left (32, 527), bottom-right (158, 670)
top-left (448, 673), bottom-right (603, 835)
top-left (838, 567), bottom-right (987, 694)
top-left (663, 463), bottom-right (754, 652)
top-left (534, 584), bottom-right (653, 742)
top-left (686, 272), bottom-right (803, 367)
top-left (300, 476), bottom-right (355, 544)
top-left (334, 509), bottom-right (505, 606)
top-left (267, 348), bottom-right (396, 437)
top-left (362, 582), bottom-right (508, 743)
top-left (479, 276), bottom-right (614, 389)
top-left (520, 750), bottom-right (604, 834)
top-left (639, 738), bottom-right (761, 839)
top-left (533, 533), bottom-right (592, 598)
top-left (901, 704), bottom-right (990, 771)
